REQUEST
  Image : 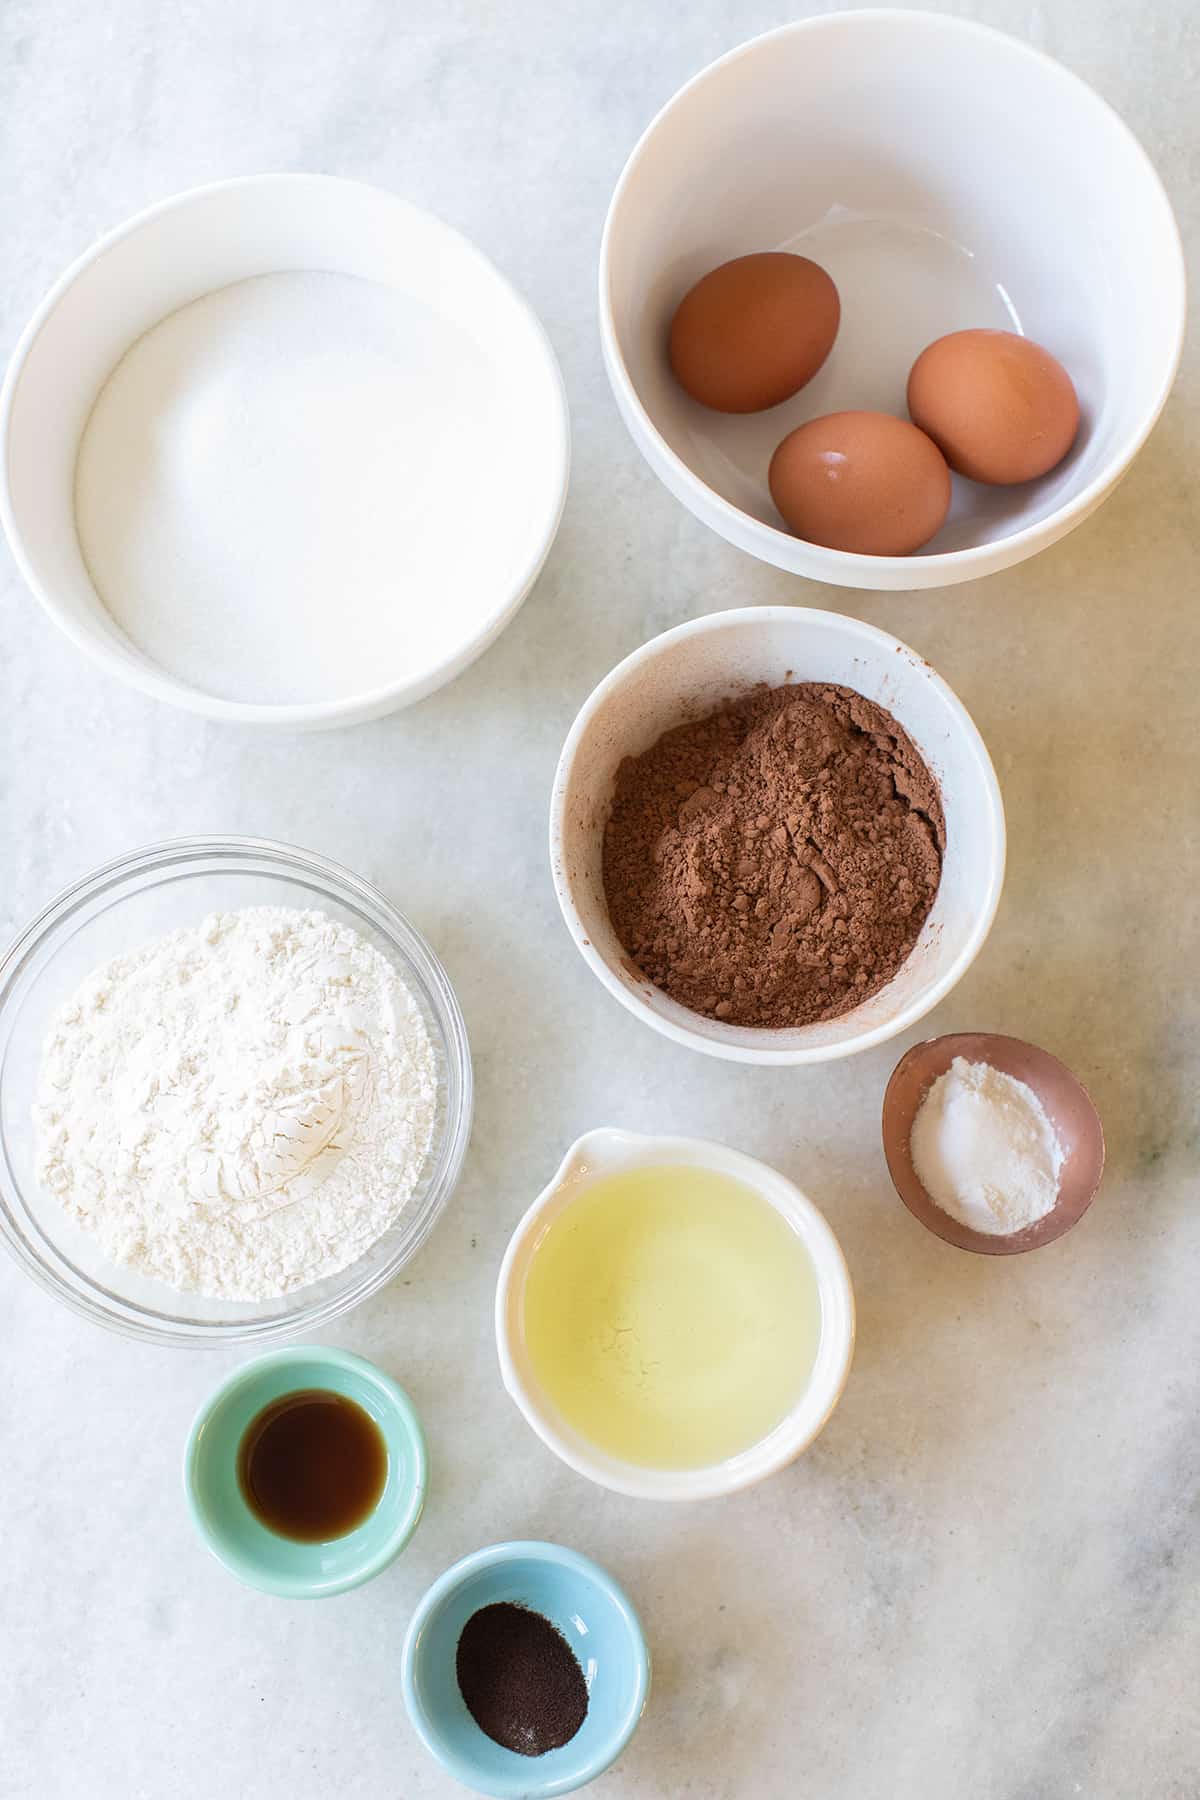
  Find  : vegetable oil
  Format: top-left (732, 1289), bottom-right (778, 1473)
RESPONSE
top-left (520, 1164), bottom-right (821, 1469)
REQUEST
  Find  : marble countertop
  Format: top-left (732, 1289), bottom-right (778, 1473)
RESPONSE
top-left (2, 2), bottom-right (1197, 1795)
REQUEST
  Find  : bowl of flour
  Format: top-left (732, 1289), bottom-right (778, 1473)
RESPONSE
top-left (0, 174), bottom-right (569, 728)
top-left (0, 838), bottom-right (472, 1343)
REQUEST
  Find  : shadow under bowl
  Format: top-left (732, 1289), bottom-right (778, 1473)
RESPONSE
top-left (882, 1031), bottom-right (1105, 1254)
top-left (184, 1345), bottom-right (427, 1596)
top-left (401, 1540), bottom-right (649, 1798)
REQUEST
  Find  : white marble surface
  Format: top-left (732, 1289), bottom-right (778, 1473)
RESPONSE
top-left (1, 2), bottom-right (1198, 1795)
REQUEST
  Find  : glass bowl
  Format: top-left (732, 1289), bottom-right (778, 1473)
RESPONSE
top-left (0, 837), bottom-right (472, 1345)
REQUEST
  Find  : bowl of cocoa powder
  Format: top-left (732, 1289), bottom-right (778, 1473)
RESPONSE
top-left (550, 607), bottom-right (1004, 1063)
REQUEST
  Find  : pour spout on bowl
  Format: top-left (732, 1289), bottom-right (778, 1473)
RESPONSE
top-left (543, 1127), bottom-right (655, 1197)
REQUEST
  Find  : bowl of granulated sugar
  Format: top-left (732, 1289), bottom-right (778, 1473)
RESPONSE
top-left (0, 175), bottom-right (569, 729)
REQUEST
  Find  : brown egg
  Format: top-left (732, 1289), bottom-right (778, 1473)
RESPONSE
top-left (768, 411), bottom-right (951, 556)
top-left (668, 253), bottom-right (840, 413)
top-left (907, 329), bottom-right (1080, 484)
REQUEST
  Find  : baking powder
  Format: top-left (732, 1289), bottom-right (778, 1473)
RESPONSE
top-left (910, 1056), bottom-right (1063, 1236)
top-left (34, 907), bottom-right (438, 1299)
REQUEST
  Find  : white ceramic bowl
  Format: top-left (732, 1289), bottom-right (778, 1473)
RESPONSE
top-left (495, 1129), bottom-right (855, 1500)
top-left (551, 606), bottom-right (1005, 1064)
top-left (600, 11), bottom-right (1185, 590)
top-left (0, 173), bottom-right (570, 728)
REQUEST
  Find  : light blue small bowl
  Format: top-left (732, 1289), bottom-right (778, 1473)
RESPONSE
top-left (183, 1345), bottom-right (427, 1597)
top-left (402, 1540), bottom-right (649, 1798)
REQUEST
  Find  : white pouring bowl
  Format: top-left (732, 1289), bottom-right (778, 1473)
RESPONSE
top-left (600, 11), bottom-right (1185, 590)
top-left (0, 173), bottom-right (569, 729)
top-left (495, 1128), bottom-right (856, 1501)
top-left (550, 607), bottom-right (1005, 1064)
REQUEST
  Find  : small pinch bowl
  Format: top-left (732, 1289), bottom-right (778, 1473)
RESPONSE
top-left (183, 1346), bottom-right (428, 1597)
top-left (401, 1540), bottom-right (650, 1798)
top-left (495, 1128), bottom-right (855, 1500)
top-left (600, 11), bottom-right (1184, 589)
top-left (882, 1031), bottom-right (1106, 1254)
top-left (551, 606), bottom-right (1005, 1065)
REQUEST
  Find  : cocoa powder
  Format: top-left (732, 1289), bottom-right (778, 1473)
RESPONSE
top-left (602, 682), bottom-right (945, 1028)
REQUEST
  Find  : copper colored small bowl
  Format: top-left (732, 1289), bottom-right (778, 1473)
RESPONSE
top-left (882, 1032), bottom-right (1105, 1255)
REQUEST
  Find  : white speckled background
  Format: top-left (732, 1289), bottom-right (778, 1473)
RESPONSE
top-left (1, 3), bottom-right (1197, 1796)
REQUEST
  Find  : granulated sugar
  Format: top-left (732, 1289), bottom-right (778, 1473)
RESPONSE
top-left (74, 270), bottom-right (502, 705)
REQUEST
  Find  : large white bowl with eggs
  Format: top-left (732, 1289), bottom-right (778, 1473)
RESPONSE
top-left (599, 10), bottom-right (1185, 590)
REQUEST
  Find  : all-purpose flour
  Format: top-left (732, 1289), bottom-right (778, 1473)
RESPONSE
top-left (34, 907), bottom-right (439, 1299)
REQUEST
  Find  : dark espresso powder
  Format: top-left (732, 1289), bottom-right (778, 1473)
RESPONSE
top-left (602, 682), bottom-right (945, 1028)
top-left (456, 1602), bottom-right (589, 1757)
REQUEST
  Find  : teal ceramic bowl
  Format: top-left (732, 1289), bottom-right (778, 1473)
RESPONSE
top-left (184, 1345), bottom-right (427, 1597)
top-left (402, 1540), bottom-right (649, 1797)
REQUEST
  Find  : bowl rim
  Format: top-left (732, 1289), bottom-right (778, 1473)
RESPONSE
top-left (493, 1129), bottom-right (857, 1499)
top-left (400, 1538), bottom-right (651, 1797)
top-left (598, 8), bottom-right (1187, 586)
top-left (0, 834), bottom-right (473, 1344)
top-left (182, 1344), bottom-right (428, 1597)
top-left (548, 605), bottom-right (1007, 1065)
top-left (0, 171), bottom-right (571, 728)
